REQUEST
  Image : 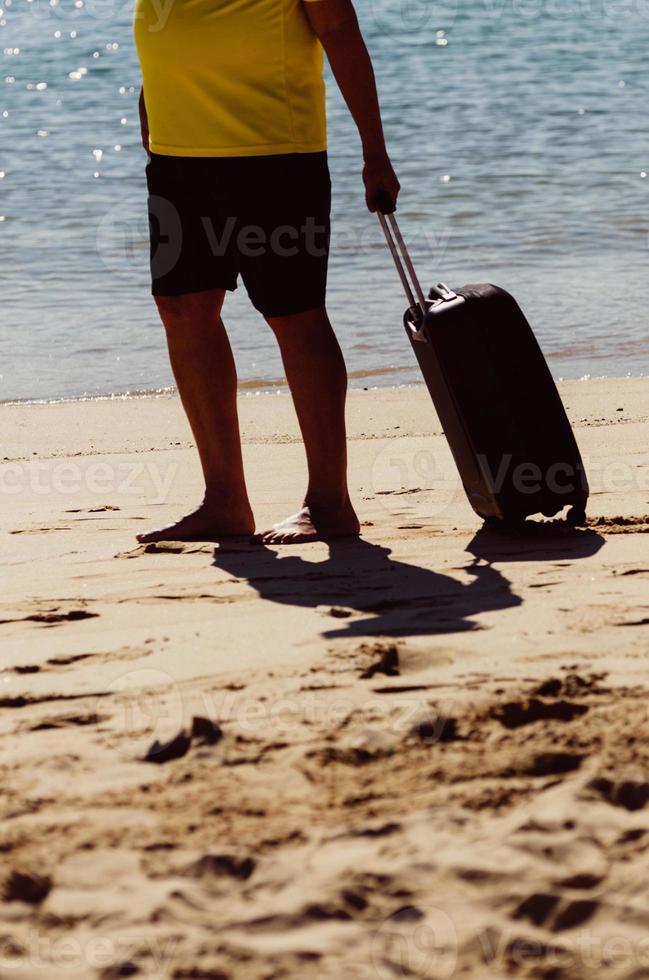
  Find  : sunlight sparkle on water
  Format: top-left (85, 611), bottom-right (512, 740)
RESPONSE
top-left (2, 0), bottom-right (649, 399)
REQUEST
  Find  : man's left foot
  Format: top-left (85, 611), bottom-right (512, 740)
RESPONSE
top-left (136, 500), bottom-right (255, 544)
top-left (256, 502), bottom-right (361, 545)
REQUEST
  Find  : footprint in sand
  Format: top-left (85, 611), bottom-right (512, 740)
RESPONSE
top-left (6, 648), bottom-right (152, 676)
top-left (10, 525), bottom-right (73, 535)
top-left (513, 892), bottom-right (598, 932)
top-left (585, 777), bottom-right (649, 812)
top-left (26, 711), bottom-right (106, 731)
top-left (116, 541), bottom-right (212, 559)
top-left (64, 505), bottom-right (121, 513)
top-left (0, 607), bottom-right (98, 627)
top-left (493, 698), bottom-right (589, 729)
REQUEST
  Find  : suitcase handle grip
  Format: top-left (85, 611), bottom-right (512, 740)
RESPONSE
top-left (377, 209), bottom-right (426, 316)
top-left (377, 205), bottom-right (456, 313)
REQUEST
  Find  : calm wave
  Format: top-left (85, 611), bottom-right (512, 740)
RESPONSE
top-left (1, 0), bottom-right (648, 401)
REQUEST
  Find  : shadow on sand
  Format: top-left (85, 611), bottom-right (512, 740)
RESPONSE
top-left (215, 537), bottom-right (512, 639)
top-left (466, 520), bottom-right (605, 564)
top-left (213, 522), bottom-right (604, 641)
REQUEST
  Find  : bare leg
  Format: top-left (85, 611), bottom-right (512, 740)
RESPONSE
top-left (258, 305), bottom-right (359, 544)
top-left (137, 289), bottom-right (255, 543)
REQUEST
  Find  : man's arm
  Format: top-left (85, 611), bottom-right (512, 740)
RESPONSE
top-left (303, 0), bottom-right (399, 212)
top-left (139, 88), bottom-right (149, 152)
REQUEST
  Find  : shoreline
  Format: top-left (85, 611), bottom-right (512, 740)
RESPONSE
top-left (1, 370), bottom-right (648, 409)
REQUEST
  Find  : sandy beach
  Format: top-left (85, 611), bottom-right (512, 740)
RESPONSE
top-left (1, 377), bottom-right (648, 979)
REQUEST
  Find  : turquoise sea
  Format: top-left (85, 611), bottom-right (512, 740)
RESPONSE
top-left (0, 0), bottom-right (648, 401)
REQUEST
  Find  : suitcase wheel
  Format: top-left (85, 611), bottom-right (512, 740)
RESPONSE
top-left (566, 505), bottom-right (587, 527)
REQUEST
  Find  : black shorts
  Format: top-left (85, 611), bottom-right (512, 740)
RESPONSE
top-left (145, 151), bottom-right (331, 318)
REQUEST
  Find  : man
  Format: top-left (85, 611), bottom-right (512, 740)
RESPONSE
top-left (134, 0), bottom-right (400, 544)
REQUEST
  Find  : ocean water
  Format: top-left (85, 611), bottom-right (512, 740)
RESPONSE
top-left (0, 0), bottom-right (648, 402)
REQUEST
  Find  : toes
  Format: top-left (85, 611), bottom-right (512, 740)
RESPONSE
top-left (257, 530), bottom-right (283, 545)
top-left (266, 530), bottom-right (317, 545)
top-left (253, 518), bottom-right (321, 545)
top-left (137, 526), bottom-right (187, 544)
top-left (251, 531), bottom-right (276, 545)
top-left (136, 530), bottom-right (160, 543)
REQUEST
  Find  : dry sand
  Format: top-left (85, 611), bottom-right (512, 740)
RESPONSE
top-left (1, 378), bottom-right (648, 980)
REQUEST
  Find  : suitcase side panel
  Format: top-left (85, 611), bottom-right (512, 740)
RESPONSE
top-left (406, 299), bottom-right (508, 518)
top-left (456, 285), bottom-right (588, 517)
top-left (417, 284), bottom-right (588, 520)
top-left (405, 311), bottom-right (504, 518)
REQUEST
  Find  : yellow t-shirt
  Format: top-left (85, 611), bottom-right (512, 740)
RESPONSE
top-left (133, 0), bottom-right (326, 157)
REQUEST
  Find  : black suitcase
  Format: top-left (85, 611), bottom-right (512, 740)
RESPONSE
top-left (377, 205), bottom-right (589, 525)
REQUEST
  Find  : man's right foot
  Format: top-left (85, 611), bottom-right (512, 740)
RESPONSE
top-left (136, 501), bottom-right (255, 544)
top-left (255, 499), bottom-right (361, 545)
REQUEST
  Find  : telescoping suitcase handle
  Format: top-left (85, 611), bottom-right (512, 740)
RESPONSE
top-left (375, 191), bottom-right (459, 338)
